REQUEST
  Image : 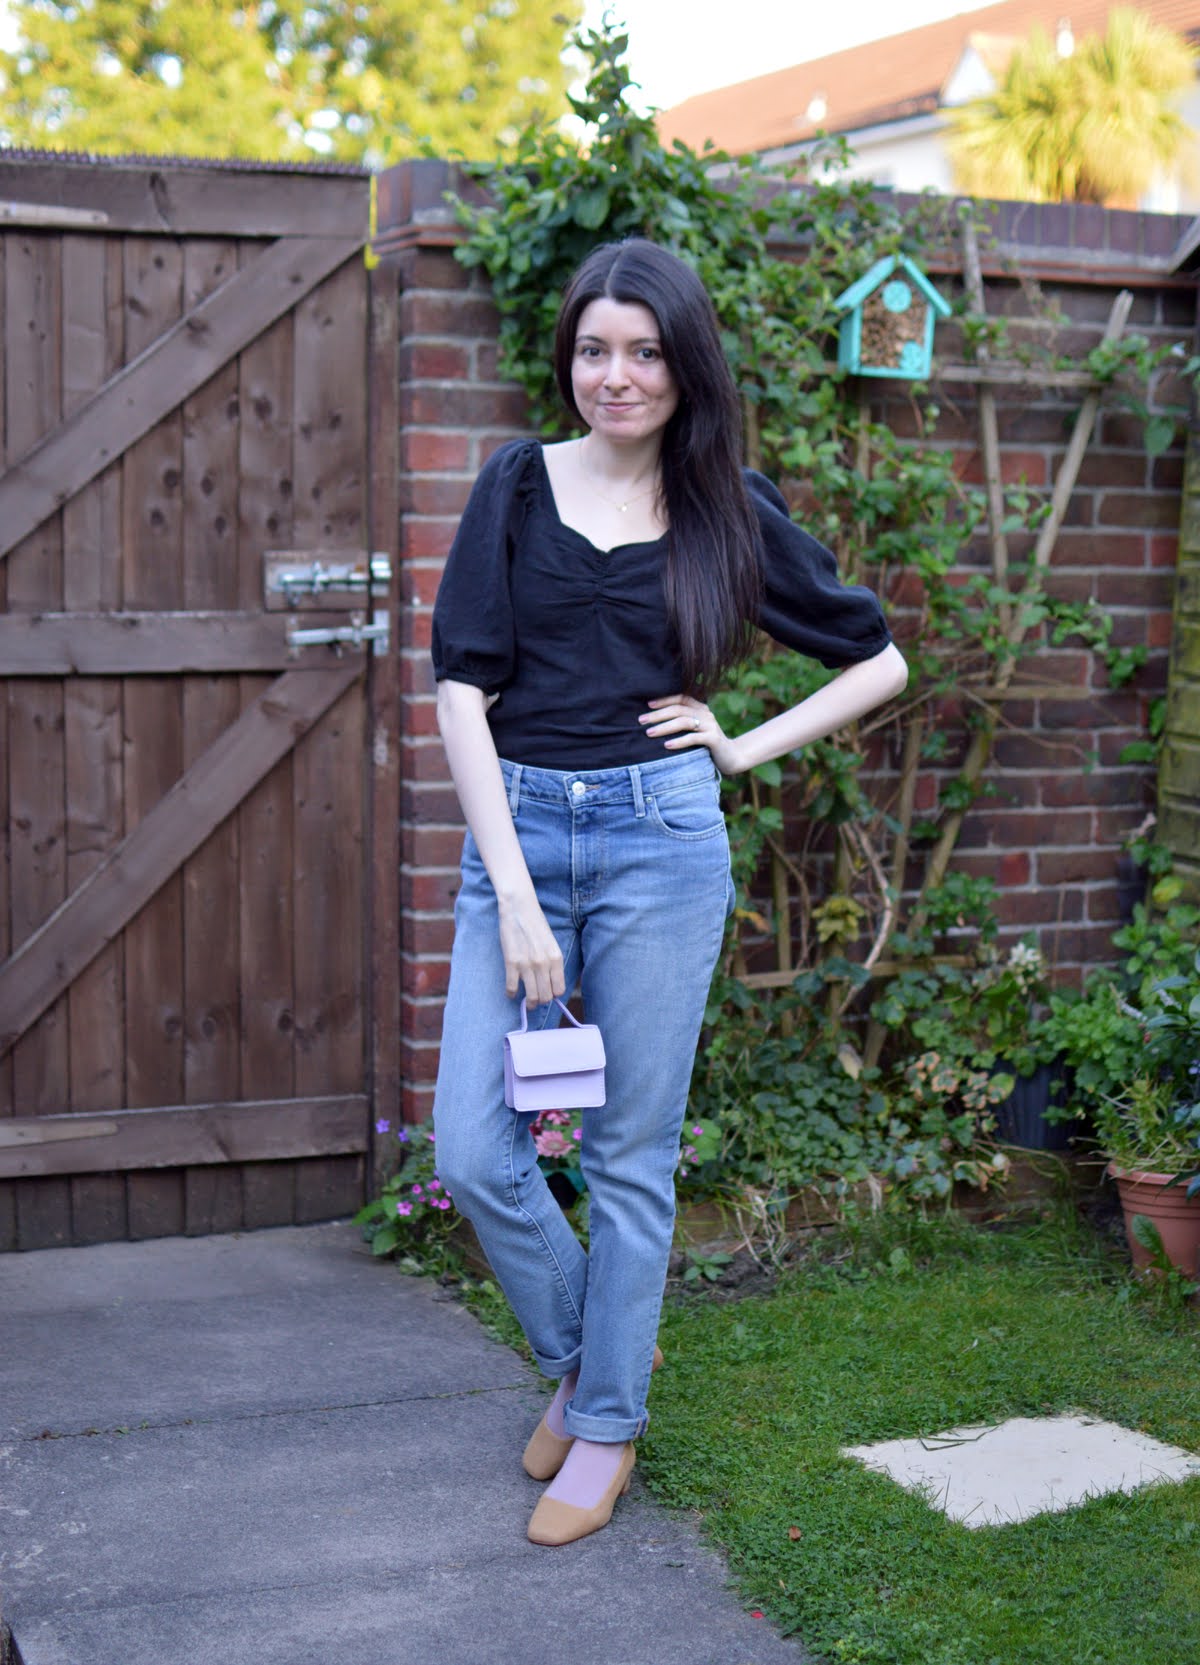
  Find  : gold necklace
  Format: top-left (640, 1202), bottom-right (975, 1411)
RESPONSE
top-left (578, 441), bottom-right (658, 514)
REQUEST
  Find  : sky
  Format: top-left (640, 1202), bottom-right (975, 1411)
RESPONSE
top-left (581, 0), bottom-right (984, 112)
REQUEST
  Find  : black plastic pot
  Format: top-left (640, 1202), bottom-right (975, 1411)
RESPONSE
top-left (992, 1062), bottom-right (1084, 1151)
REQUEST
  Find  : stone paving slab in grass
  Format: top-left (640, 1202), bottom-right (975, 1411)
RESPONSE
top-left (0, 1224), bottom-right (811, 1665)
top-left (843, 1414), bottom-right (1200, 1528)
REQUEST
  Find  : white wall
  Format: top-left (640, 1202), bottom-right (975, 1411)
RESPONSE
top-left (803, 97), bottom-right (1200, 214)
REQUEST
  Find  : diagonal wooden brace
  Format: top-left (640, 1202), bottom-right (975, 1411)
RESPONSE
top-left (0, 662), bottom-right (361, 1056)
top-left (0, 232), bottom-right (362, 558)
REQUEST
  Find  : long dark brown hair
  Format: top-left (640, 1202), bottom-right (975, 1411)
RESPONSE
top-left (553, 238), bottom-right (762, 690)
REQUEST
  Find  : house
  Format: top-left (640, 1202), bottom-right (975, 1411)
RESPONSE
top-left (656, 0), bottom-right (1200, 211)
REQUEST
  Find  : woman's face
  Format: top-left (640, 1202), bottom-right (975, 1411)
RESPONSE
top-left (571, 297), bottom-right (679, 446)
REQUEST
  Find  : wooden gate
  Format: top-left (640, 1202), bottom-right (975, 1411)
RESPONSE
top-left (0, 156), bottom-right (400, 1250)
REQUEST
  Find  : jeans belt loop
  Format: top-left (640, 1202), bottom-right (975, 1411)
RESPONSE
top-left (628, 765), bottom-right (646, 818)
top-left (507, 764), bottom-right (523, 815)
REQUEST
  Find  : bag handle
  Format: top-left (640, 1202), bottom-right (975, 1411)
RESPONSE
top-left (518, 996), bottom-right (586, 1032)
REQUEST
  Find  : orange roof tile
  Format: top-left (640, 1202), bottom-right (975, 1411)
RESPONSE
top-left (656, 0), bottom-right (1200, 156)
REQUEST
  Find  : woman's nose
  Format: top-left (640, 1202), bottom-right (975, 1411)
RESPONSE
top-left (603, 355), bottom-right (631, 389)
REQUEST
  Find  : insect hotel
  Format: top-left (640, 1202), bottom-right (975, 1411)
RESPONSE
top-left (834, 254), bottom-right (951, 379)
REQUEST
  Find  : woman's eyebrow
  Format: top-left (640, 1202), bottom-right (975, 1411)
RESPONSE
top-left (576, 332), bottom-right (662, 346)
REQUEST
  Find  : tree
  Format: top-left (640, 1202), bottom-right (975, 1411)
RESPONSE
top-left (0, 0), bottom-right (583, 165)
top-left (946, 7), bottom-right (1196, 205)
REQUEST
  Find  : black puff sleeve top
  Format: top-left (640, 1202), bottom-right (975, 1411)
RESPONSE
top-left (432, 439), bottom-right (892, 769)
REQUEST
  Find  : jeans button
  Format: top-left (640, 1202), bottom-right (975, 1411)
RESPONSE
top-left (571, 780), bottom-right (586, 797)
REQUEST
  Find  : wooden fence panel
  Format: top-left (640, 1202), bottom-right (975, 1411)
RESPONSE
top-left (181, 236), bottom-right (243, 1145)
top-left (0, 231), bottom-right (10, 1170)
top-left (6, 232), bottom-right (71, 1249)
top-left (120, 232), bottom-right (188, 1249)
top-left (63, 232), bottom-right (124, 1165)
top-left (0, 160), bottom-right (387, 1250)
top-left (292, 257), bottom-right (368, 1104)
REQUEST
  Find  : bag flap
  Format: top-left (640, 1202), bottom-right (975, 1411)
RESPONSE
top-left (506, 1025), bottom-right (606, 1078)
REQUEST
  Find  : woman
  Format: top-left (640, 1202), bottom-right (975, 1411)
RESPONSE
top-left (432, 238), bottom-right (907, 1547)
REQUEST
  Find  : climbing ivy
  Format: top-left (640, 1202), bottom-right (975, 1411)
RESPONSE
top-left (450, 22), bottom-right (1177, 1203)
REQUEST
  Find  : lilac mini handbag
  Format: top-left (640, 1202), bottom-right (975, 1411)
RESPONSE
top-left (503, 998), bottom-right (606, 1112)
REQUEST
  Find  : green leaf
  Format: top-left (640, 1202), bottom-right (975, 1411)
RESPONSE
top-left (371, 1226), bottom-right (401, 1257)
top-left (1143, 415), bottom-right (1176, 457)
top-left (1129, 1213), bottom-right (1164, 1255)
top-left (1117, 740), bottom-right (1158, 765)
top-left (572, 186), bottom-right (612, 229)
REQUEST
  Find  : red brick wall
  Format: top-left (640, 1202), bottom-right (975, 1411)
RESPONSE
top-left (374, 161), bottom-right (1195, 1120)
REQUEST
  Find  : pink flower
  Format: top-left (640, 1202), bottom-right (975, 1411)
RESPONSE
top-left (411, 1184), bottom-right (423, 1195)
top-left (692, 1125), bottom-right (703, 1136)
top-left (396, 1201), bottom-right (413, 1216)
top-left (427, 1179), bottom-right (441, 1191)
top-left (534, 1129), bottom-right (570, 1158)
top-left (572, 1128), bottom-right (582, 1141)
top-left (437, 1198), bottom-right (452, 1210)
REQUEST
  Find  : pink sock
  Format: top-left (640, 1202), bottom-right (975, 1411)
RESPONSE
top-left (543, 1436), bottom-right (628, 1508)
top-left (545, 1370), bottom-right (577, 1439)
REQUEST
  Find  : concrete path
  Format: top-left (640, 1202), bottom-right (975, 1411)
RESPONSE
top-left (0, 1222), bottom-right (812, 1665)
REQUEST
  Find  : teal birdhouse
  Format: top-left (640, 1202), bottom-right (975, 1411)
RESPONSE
top-left (833, 255), bottom-right (951, 379)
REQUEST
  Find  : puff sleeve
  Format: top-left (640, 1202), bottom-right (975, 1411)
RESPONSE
top-left (746, 468), bottom-right (892, 668)
top-left (431, 439), bottom-right (535, 692)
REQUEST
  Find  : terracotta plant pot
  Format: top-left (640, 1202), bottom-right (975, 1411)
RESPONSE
top-left (1109, 1165), bottom-right (1200, 1279)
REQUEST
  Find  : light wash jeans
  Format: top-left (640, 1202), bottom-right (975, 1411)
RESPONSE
top-left (433, 751), bottom-right (733, 1443)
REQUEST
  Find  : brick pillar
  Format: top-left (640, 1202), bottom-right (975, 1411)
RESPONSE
top-left (373, 160), bottom-right (529, 1121)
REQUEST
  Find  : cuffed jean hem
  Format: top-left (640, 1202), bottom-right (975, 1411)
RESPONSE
top-left (562, 1405), bottom-right (649, 1443)
top-left (532, 1345), bottom-right (583, 1378)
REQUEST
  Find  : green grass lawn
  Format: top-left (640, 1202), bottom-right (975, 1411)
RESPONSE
top-left (634, 1213), bottom-right (1200, 1665)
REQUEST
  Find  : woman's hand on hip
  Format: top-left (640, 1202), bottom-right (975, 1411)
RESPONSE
top-left (640, 694), bottom-right (745, 775)
top-left (497, 890), bottom-right (565, 1008)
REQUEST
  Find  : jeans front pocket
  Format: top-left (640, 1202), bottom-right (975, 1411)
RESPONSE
top-left (645, 779), bottom-right (726, 841)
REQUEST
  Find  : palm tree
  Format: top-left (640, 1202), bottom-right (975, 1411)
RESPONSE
top-left (946, 8), bottom-right (1196, 205)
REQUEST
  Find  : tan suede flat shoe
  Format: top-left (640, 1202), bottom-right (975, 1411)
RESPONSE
top-left (521, 1415), bottom-right (574, 1482)
top-left (521, 1345), bottom-right (663, 1481)
top-left (526, 1442), bottom-right (636, 1546)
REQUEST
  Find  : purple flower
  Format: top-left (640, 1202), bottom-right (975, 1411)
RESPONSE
top-left (397, 1129), bottom-right (409, 1144)
top-left (692, 1125), bottom-right (703, 1136)
top-left (396, 1201), bottom-right (413, 1216)
top-left (375, 1119), bottom-right (390, 1135)
top-left (427, 1179), bottom-right (441, 1191)
top-left (427, 1133), bottom-right (436, 1143)
top-left (437, 1198), bottom-right (452, 1210)
top-left (411, 1183), bottom-right (423, 1195)
top-left (572, 1128), bottom-right (582, 1141)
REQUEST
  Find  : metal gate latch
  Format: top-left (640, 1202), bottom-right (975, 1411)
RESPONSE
top-left (270, 554), bottom-right (391, 605)
top-left (287, 609), bottom-right (390, 657)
